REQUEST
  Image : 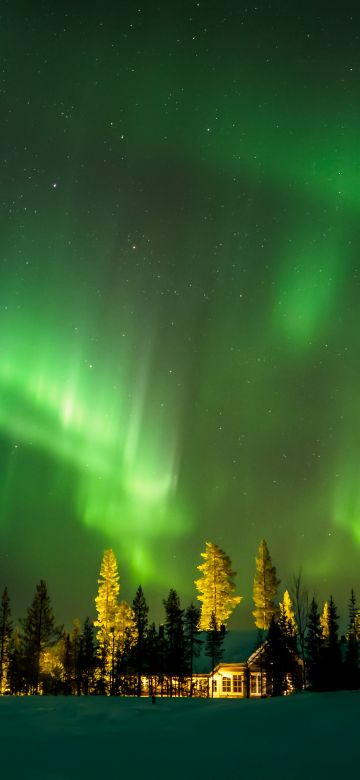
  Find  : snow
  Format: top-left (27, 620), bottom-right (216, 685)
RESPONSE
top-left (1, 691), bottom-right (357, 779)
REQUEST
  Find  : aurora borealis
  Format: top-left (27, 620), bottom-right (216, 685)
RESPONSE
top-left (1, 2), bottom-right (360, 627)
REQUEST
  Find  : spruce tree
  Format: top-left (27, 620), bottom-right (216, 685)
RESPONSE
top-left (195, 542), bottom-right (241, 630)
top-left (205, 612), bottom-right (225, 696)
top-left (323, 595), bottom-right (342, 690)
top-left (20, 580), bottom-right (61, 694)
top-left (264, 615), bottom-right (291, 696)
top-left (252, 540), bottom-right (280, 630)
top-left (163, 589), bottom-right (185, 696)
top-left (0, 587), bottom-right (12, 694)
top-left (132, 585), bottom-right (149, 697)
top-left (344, 590), bottom-right (359, 689)
top-left (79, 618), bottom-right (96, 695)
top-left (184, 603), bottom-right (202, 696)
top-left (305, 597), bottom-right (323, 690)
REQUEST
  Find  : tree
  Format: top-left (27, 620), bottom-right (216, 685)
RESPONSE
top-left (305, 597), bottom-right (323, 691)
top-left (320, 600), bottom-right (330, 638)
top-left (163, 589), bottom-right (185, 696)
top-left (132, 585), bottom-right (149, 697)
top-left (279, 590), bottom-right (297, 637)
top-left (79, 618), bottom-right (96, 695)
top-left (344, 589), bottom-right (359, 689)
top-left (290, 570), bottom-right (309, 687)
top-left (322, 595), bottom-right (342, 690)
top-left (252, 540), bottom-right (280, 630)
top-left (195, 542), bottom-right (241, 631)
top-left (264, 615), bottom-right (293, 696)
top-left (205, 613), bottom-right (225, 696)
top-left (94, 549), bottom-right (120, 692)
top-left (0, 587), bottom-right (12, 694)
top-left (20, 580), bottom-right (61, 694)
top-left (184, 603), bottom-right (202, 696)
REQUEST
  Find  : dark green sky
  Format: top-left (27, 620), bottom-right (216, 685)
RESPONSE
top-left (1, 1), bottom-right (360, 628)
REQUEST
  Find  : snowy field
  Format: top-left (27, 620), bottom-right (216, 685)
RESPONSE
top-left (0, 691), bottom-right (357, 780)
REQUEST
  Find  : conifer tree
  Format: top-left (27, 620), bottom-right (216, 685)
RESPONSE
top-left (305, 597), bottom-right (323, 690)
top-left (94, 549), bottom-right (120, 691)
top-left (320, 600), bottom-right (330, 638)
top-left (344, 589), bottom-right (359, 689)
top-left (0, 587), bottom-right (12, 694)
top-left (195, 542), bottom-right (241, 630)
top-left (8, 627), bottom-right (23, 695)
top-left (205, 612), bottom-right (225, 696)
top-left (291, 570), bottom-right (309, 688)
top-left (324, 595), bottom-right (342, 690)
top-left (79, 617), bottom-right (96, 695)
top-left (132, 585), bottom-right (149, 697)
top-left (70, 619), bottom-right (82, 695)
top-left (184, 603), bottom-right (202, 696)
top-left (264, 615), bottom-right (292, 696)
top-left (252, 540), bottom-right (280, 630)
top-left (163, 589), bottom-right (185, 696)
top-left (20, 580), bottom-right (61, 694)
top-left (279, 590), bottom-right (297, 637)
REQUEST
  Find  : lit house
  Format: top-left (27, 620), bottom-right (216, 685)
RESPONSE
top-left (192, 644), bottom-right (269, 698)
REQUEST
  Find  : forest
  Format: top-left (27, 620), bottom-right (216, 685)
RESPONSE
top-left (0, 540), bottom-right (359, 697)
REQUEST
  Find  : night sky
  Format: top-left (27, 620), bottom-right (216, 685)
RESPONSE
top-left (1, 1), bottom-right (360, 628)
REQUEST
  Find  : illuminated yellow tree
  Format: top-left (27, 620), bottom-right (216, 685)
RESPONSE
top-left (94, 549), bottom-right (120, 688)
top-left (195, 542), bottom-right (241, 630)
top-left (252, 539), bottom-right (280, 630)
top-left (320, 600), bottom-right (330, 638)
top-left (279, 589), bottom-right (297, 636)
top-left (115, 600), bottom-right (137, 655)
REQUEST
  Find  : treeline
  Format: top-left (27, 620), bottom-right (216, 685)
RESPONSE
top-left (0, 579), bottom-right (219, 697)
top-left (0, 540), bottom-right (359, 696)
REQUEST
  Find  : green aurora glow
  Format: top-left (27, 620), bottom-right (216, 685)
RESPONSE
top-left (1, 2), bottom-right (360, 625)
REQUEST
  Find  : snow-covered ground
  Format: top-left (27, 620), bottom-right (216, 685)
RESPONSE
top-left (1, 691), bottom-right (357, 779)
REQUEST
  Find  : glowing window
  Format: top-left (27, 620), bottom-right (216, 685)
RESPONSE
top-left (233, 674), bottom-right (243, 694)
top-left (222, 677), bottom-right (231, 693)
top-left (250, 672), bottom-right (263, 696)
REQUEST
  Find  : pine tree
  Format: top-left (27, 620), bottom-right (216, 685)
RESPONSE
top-left (320, 600), bottom-right (330, 638)
top-left (8, 627), bottom-right (23, 695)
top-left (290, 570), bottom-right (309, 688)
top-left (163, 589), bottom-right (185, 696)
top-left (324, 595), bottom-right (342, 690)
top-left (195, 542), bottom-right (241, 631)
top-left (94, 549), bottom-right (120, 692)
top-left (279, 590), bottom-right (297, 637)
top-left (132, 585), bottom-right (149, 697)
top-left (62, 633), bottom-right (73, 695)
top-left (20, 580), bottom-right (61, 694)
top-left (344, 589), bottom-right (359, 689)
top-left (252, 540), bottom-right (280, 630)
top-left (205, 612), bottom-right (225, 696)
top-left (0, 587), bottom-right (12, 694)
top-left (184, 603), bottom-right (202, 696)
top-left (70, 619), bottom-right (82, 695)
top-left (264, 615), bottom-right (292, 696)
top-left (79, 618), bottom-right (96, 695)
top-left (305, 597), bottom-right (323, 690)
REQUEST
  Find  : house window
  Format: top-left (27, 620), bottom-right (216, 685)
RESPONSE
top-left (212, 679), bottom-right (217, 693)
top-left (250, 672), bottom-right (263, 696)
top-left (222, 677), bottom-right (231, 693)
top-left (233, 674), bottom-right (243, 694)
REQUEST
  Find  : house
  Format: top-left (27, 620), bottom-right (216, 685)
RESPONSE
top-left (190, 641), bottom-right (302, 698)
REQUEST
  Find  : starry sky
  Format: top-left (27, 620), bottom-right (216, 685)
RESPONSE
top-left (1, 1), bottom-right (360, 628)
